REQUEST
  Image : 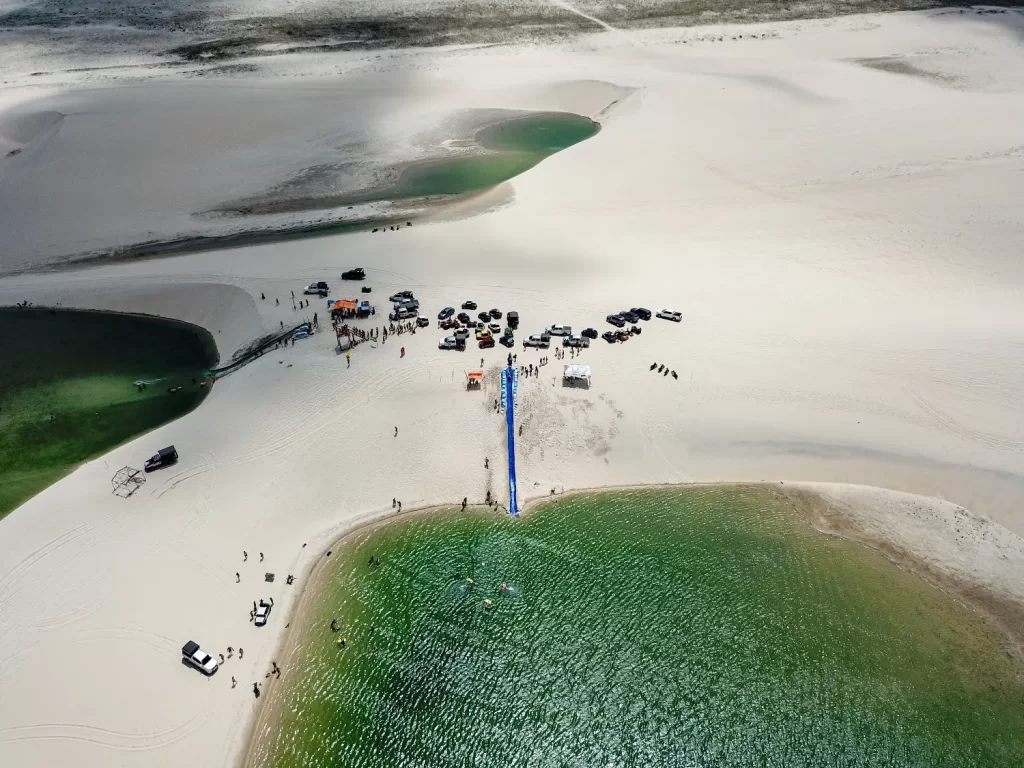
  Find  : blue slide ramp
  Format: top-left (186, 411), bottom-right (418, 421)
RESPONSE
top-left (503, 366), bottom-right (519, 516)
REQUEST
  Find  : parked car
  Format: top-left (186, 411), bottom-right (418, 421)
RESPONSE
top-left (341, 268), bottom-right (366, 280)
top-left (479, 336), bottom-right (495, 349)
top-left (394, 297), bottom-right (419, 309)
top-left (144, 446), bottom-right (178, 472)
top-left (182, 640), bottom-right (218, 675)
top-left (390, 308), bottom-right (417, 321)
top-left (438, 306), bottom-right (455, 320)
top-left (475, 328), bottom-right (492, 340)
top-left (389, 290), bottom-right (414, 302)
top-left (489, 308), bottom-right (502, 320)
top-left (478, 311), bottom-right (491, 322)
top-left (606, 314), bottom-right (626, 327)
top-left (255, 599), bottom-right (272, 627)
top-left (440, 318), bottom-right (455, 329)
top-left (602, 330), bottom-right (618, 343)
top-left (462, 300), bottom-right (477, 310)
top-left (506, 311), bottom-right (520, 329)
top-left (488, 322), bottom-right (502, 334)
top-left (582, 328), bottom-right (598, 339)
top-left (619, 310), bottom-right (639, 324)
top-left (454, 328), bottom-right (470, 340)
top-left (304, 281), bottom-right (329, 295)
top-left (499, 335), bottom-right (515, 348)
top-left (564, 335), bottom-right (590, 348)
top-left (524, 335), bottom-right (550, 348)
top-left (546, 324), bottom-right (572, 336)
top-left (439, 336), bottom-right (459, 350)
top-left (631, 307), bottom-right (652, 321)
top-left (417, 316), bottom-right (429, 328)
top-left (457, 312), bottom-right (471, 324)
top-left (657, 309), bottom-right (683, 322)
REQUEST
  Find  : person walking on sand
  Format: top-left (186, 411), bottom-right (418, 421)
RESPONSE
top-left (253, 683), bottom-right (260, 699)
top-left (260, 552), bottom-right (264, 562)
top-left (243, 551), bottom-right (248, 562)
top-left (239, 648), bottom-right (244, 659)
top-left (261, 293), bottom-right (265, 300)
top-left (484, 457), bottom-right (489, 469)
top-left (462, 497), bottom-right (467, 510)
top-left (232, 676), bottom-right (237, 689)
top-left (394, 426), bottom-right (398, 437)
top-left (397, 501), bottom-right (402, 512)
top-left (236, 572), bottom-right (240, 583)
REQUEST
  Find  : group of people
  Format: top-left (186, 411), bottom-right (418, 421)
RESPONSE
top-left (650, 363), bottom-right (679, 379)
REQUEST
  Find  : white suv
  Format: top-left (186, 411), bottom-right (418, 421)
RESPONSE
top-left (545, 324), bottom-right (572, 336)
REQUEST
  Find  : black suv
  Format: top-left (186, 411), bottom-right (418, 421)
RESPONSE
top-left (631, 307), bottom-right (652, 321)
top-left (341, 268), bottom-right (366, 280)
top-left (620, 310), bottom-right (640, 324)
top-left (462, 300), bottom-right (477, 310)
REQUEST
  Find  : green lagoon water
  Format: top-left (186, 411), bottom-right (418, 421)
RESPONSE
top-left (254, 487), bottom-right (1024, 768)
top-left (386, 112), bottom-right (598, 200)
top-left (0, 308), bottom-right (217, 517)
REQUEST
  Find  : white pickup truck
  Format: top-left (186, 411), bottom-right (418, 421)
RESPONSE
top-left (182, 641), bottom-right (218, 675)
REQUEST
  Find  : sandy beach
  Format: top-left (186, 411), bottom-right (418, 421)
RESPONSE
top-left (2, 6), bottom-right (1024, 767)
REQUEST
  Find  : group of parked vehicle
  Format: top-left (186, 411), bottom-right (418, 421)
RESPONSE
top-left (438, 301), bottom-right (520, 351)
top-left (388, 290), bottom-right (430, 326)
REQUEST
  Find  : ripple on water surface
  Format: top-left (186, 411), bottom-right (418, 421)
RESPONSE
top-left (253, 488), bottom-right (1024, 768)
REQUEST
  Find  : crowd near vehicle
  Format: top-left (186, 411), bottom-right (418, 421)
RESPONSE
top-left (182, 641), bottom-right (218, 675)
top-left (255, 600), bottom-right (272, 627)
top-left (546, 324), bottom-right (572, 336)
top-left (438, 306), bottom-right (455, 320)
top-left (582, 328), bottom-right (598, 339)
top-left (524, 335), bottom-right (550, 348)
top-left (462, 300), bottom-right (477, 310)
top-left (304, 281), bottom-right (330, 296)
top-left (341, 268), bottom-right (366, 280)
top-left (657, 309), bottom-right (683, 322)
top-left (606, 314), bottom-right (626, 328)
top-left (144, 446), bottom-right (178, 472)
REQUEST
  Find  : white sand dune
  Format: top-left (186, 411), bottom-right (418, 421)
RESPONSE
top-left (2, 9), bottom-right (1024, 768)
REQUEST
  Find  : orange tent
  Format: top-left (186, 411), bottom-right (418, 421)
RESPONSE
top-left (466, 370), bottom-right (483, 388)
top-left (333, 299), bottom-right (357, 311)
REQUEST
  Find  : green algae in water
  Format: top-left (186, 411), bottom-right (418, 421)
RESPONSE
top-left (0, 308), bottom-right (217, 517)
top-left (390, 112), bottom-right (599, 199)
top-left (255, 488), bottom-right (1024, 768)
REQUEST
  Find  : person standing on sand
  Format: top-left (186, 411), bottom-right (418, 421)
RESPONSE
top-left (253, 683), bottom-right (260, 699)
top-left (260, 552), bottom-right (264, 562)
top-left (239, 648), bottom-right (244, 659)
top-left (236, 572), bottom-right (240, 583)
top-left (397, 501), bottom-right (402, 512)
top-left (243, 551), bottom-right (248, 562)
top-left (261, 293), bottom-right (265, 300)
top-left (462, 497), bottom-right (467, 510)
top-left (231, 677), bottom-right (237, 688)
top-left (394, 426), bottom-right (398, 437)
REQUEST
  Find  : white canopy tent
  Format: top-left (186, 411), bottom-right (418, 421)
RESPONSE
top-left (563, 364), bottom-right (592, 385)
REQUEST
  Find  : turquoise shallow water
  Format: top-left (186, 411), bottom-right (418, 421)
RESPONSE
top-left (252, 488), bottom-right (1024, 768)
